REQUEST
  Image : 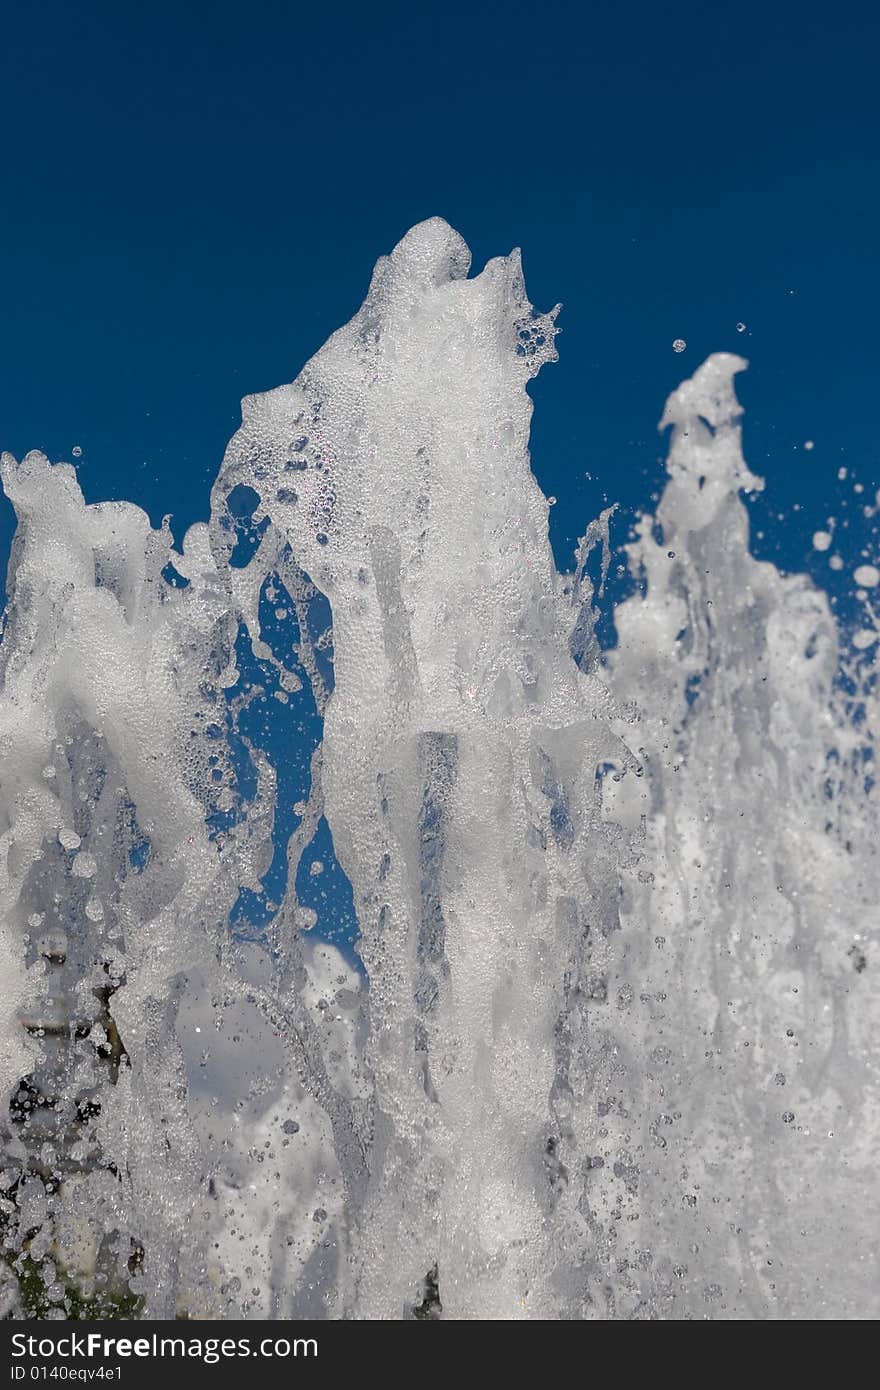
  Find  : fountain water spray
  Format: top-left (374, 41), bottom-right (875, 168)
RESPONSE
top-left (0, 221), bottom-right (876, 1319)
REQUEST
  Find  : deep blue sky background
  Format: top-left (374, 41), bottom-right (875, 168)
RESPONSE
top-left (1, 1), bottom-right (878, 950)
top-left (3, 0), bottom-right (879, 576)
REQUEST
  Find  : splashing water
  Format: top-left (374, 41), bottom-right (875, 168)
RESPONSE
top-left (0, 220), bottom-right (877, 1320)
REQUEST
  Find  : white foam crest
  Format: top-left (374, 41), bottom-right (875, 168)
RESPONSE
top-left (607, 355), bottom-right (879, 1316)
top-left (0, 451), bottom-right (247, 1314)
top-left (213, 218), bottom-right (631, 1317)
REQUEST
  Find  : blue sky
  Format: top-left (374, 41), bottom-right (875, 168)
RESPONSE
top-left (2, 0), bottom-right (878, 576)
top-left (2, 1), bottom-right (877, 948)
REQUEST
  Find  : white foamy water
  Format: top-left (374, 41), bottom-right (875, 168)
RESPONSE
top-left (0, 221), bottom-right (877, 1319)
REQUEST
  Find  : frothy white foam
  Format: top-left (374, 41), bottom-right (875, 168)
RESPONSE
top-left (0, 221), bottom-right (877, 1319)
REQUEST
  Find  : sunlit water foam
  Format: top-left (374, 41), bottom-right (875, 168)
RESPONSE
top-left (0, 220), bottom-right (877, 1319)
